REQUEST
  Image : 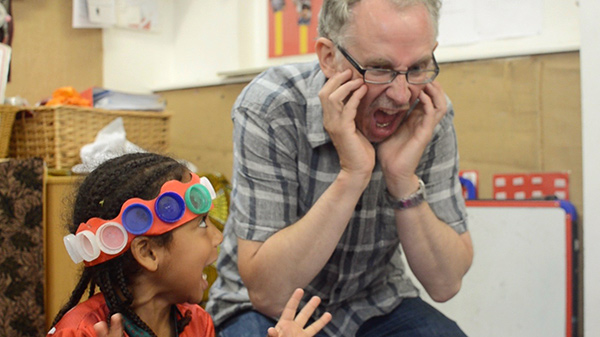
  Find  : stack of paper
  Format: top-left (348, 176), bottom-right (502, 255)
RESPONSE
top-left (81, 87), bottom-right (166, 111)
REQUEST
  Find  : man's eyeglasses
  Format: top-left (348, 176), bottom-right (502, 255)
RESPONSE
top-left (336, 45), bottom-right (439, 85)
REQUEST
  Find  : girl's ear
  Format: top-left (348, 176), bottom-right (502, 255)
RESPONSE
top-left (315, 37), bottom-right (338, 78)
top-left (130, 237), bottom-right (159, 272)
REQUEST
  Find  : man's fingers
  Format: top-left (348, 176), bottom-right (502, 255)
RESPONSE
top-left (320, 69), bottom-right (364, 111)
top-left (327, 78), bottom-right (365, 112)
top-left (341, 83), bottom-right (368, 114)
top-left (319, 69), bottom-right (352, 103)
top-left (423, 81), bottom-right (446, 114)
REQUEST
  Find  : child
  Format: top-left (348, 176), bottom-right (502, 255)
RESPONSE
top-left (47, 153), bottom-right (331, 337)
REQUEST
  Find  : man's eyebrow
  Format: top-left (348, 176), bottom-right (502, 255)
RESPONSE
top-left (364, 55), bottom-right (433, 69)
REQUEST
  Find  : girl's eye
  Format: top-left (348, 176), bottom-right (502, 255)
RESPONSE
top-left (198, 218), bottom-right (207, 228)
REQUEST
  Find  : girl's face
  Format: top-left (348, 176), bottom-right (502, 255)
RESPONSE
top-left (156, 214), bottom-right (223, 304)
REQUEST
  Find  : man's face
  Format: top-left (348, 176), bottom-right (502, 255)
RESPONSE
top-left (340, 0), bottom-right (437, 143)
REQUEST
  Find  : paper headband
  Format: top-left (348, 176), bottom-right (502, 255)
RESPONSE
top-left (63, 173), bottom-right (216, 267)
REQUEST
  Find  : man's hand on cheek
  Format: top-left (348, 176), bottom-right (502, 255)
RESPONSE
top-left (319, 69), bottom-right (375, 178)
top-left (378, 81), bottom-right (448, 185)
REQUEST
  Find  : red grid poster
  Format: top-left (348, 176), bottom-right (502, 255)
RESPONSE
top-left (492, 172), bottom-right (570, 201)
top-left (268, 0), bottom-right (323, 58)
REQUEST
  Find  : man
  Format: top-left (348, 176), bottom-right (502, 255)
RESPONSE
top-left (207, 0), bottom-right (474, 335)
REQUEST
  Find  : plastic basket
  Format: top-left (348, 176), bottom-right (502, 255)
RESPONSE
top-left (8, 106), bottom-right (171, 169)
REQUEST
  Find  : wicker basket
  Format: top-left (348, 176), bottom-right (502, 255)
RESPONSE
top-left (0, 105), bottom-right (19, 158)
top-left (8, 106), bottom-right (171, 169)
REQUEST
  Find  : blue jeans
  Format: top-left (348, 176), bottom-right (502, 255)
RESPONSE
top-left (216, 297), bottom-right (466, 337)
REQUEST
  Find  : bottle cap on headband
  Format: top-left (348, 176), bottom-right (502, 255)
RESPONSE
top-left (63, 173), bottom-right (216, 267)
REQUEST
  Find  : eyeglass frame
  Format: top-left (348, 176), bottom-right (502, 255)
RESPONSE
top-left (336, 44), bottom-right (440, 85)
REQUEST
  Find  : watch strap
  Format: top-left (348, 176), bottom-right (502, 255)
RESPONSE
top-left (385, 179), bottom-right (426, 210)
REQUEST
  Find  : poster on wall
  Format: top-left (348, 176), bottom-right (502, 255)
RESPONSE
top-left (74, 0), bottom-right (159, 32)
top-left (268, 0), bottom-right (322, 58)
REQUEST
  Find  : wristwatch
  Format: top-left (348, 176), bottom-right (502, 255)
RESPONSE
top-left (385, 179), bottom-right (426, 210)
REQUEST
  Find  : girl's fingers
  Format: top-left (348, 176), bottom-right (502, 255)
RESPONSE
top-left (93, 313), bottom-right (123, 337)
top-left (293, 295), bottom-right (321, 327)
top-left (279, 288), bottom-right (304, 321)
top-left (304, 312), bottom-right (333, 336)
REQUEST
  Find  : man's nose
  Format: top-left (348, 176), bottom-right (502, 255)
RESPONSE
top-left (385, 73), bottom-right (411, 105)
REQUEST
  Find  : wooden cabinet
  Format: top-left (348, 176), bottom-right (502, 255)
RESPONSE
top-left (44, 175), bottom-right (80, 330)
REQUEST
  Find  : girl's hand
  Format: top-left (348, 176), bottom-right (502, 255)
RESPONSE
top-left (267, 288), bottom-right (332, 337)
top-left (93, 313), bottom-right (124, 337)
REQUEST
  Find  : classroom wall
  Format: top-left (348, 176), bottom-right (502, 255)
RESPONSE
top-left (102, 1), bottom-right (241, 93)
top-left (5, 1), bottom-right (103, 104)
top-left (102, 0), bottom-right (579, 94)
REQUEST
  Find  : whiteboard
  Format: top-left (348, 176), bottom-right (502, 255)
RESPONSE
top-left (402, 201), bottom-right (576, 337)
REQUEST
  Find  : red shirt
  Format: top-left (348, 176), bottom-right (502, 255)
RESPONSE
top-left (47, 293), bottom-right (215, 337)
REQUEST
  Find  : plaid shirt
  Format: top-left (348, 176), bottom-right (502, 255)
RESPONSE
top-left (206, 61), bottom-right (468, 336)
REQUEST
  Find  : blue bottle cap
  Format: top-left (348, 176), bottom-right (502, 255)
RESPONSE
top-left (122, 203), bottom-right (153, 235)
top-left (155, 192), bottom-right (186, 223)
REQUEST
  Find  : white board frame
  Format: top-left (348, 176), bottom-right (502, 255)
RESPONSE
top-left (402, 200), bottom-right (577, 337)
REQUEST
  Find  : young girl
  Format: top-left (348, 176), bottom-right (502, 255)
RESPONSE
top-left (47, 153), bottom-right (331, 337)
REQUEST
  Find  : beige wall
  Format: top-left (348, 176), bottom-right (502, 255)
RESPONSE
top-left (160, 83), bottom-right (246, 178)
top-left (6, 1), bottom-right (103, 104)
top-left (442, 53), bottom-right (582, 213)
top-left (160, 52), bottom-right (582, 215)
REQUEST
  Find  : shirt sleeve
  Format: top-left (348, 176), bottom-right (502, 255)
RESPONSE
top-left (228, 100), bottom-right (302, 242)
top-left (416, 99), bottom-right (469, 234)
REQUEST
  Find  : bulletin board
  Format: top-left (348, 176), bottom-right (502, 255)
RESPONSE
top-left (268, 0), bottom-right (322, 58)
top-left (402, 200), bottom-right (578, 337)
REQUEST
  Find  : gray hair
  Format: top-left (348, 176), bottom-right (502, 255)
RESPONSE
top-left (317, 0), bottom-right (441, 46)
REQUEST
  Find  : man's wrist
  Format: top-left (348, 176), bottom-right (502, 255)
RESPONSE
top-left (385, 179), bottom-right (426, 210)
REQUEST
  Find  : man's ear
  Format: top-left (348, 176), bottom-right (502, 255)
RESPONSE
top-left (130, 237), bottom-right (159, 272)
top-left (315, 37), bottom-right (338, 78)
